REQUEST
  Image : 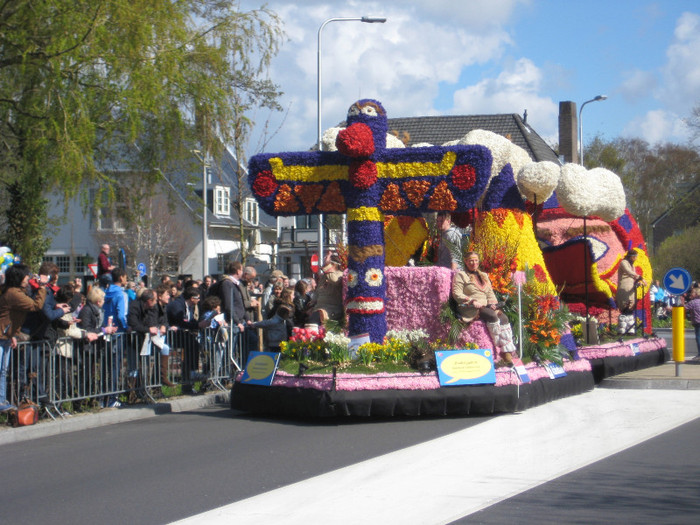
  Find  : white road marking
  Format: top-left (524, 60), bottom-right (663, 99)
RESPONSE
top-left (172, 389), bottom-right (700, 525)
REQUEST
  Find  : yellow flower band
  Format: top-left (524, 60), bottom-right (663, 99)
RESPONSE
top-left (377, 151), bottom-right (457, 179)
top-left (348, 206), bottom-right (384, 222)
top-left (269, 157), bottom-right (348, 182)
top-left (268, 151), bottom-right (457, 183)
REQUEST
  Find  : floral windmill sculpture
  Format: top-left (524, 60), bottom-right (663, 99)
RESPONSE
top-left (249, 99), bottom-right (494, 342)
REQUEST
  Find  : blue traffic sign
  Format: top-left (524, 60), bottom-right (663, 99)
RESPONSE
top-left (137, 263), bottom-right (147, 278)
top-left (663, 267), bottom-right (692, 296)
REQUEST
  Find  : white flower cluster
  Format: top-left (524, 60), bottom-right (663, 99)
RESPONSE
top-left (324, 331), bottom-right (351, 347)
top-left (556, 164), bottom-right (626, 221)
top-left (385, 328), bottom-right (429, 344)
top-left (517, 161), bottom-right (561, 203)
top-left (457, 130), bottom-right (532, 193)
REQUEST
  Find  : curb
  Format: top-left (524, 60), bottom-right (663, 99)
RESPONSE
top-left (0, 391), bottom-right (230, 447)
top-left (599, 378), bottom-right (700, 390)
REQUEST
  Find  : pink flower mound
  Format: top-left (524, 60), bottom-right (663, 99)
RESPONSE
top-left (384, 266), bottom-right (501, 355)
top-left (576, 337), bottom-right (666, 360)
top-left (271, 370), bottom-right (439, 391)
top-left (385, 266), bottom-right (453, 333)
top-left (494, 359), bottom-right (592, 386)
top-left (270, 359), bottom-right (592, 391)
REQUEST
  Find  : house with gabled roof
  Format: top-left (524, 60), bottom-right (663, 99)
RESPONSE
top-left (44, 145), bottom-right (277, 284)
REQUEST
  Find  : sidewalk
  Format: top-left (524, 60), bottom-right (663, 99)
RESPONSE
top-left (599, 360), bottom-right (700, 390)
top-left (0, 390), bottom-right (230, 447)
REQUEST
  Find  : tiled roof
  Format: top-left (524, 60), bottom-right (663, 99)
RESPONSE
top-left (386, 114), bottom-right (560, 164)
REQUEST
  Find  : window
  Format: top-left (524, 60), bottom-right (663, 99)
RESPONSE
top-left (296, 215), bottom-right (319, 229)
top-left (155, 252), bottom-right (178, 274)
top-left (217, 254), bottom-right (226, 274)
top-left (89, 187), bottom-right (128, 232)
top-left (95, 205), bottom-right (126, 232)
top-left (74, 256), bottom-right (85, 274)
top-left (214, 186), bottom-right (230, 216)
top-left (56, 256), bottom-right (70, 273)
top-left (244, 198), bottom-right (259, 226)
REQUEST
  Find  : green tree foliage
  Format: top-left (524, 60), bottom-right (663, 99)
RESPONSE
top-left (0, 0), bottom-right (284, 267)
top-left (651, 224), bottom-right (700, 281)
top-left (583, 136), bottom-right (700, 242)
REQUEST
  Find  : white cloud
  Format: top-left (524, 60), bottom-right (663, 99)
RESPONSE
top-left (659, 12), bottom-right (700, 113)
top-left (621, 109), bottom-right (690, 145)
top-left (452, 58), bottom-right (558, 137)
top-left (243, 1), bottom-right (524, 152)
top-left (619, 69), bottom-right (657, 101)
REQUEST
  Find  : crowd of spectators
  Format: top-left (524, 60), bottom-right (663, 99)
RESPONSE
top-left (0, 243), bottom-right (343, 414)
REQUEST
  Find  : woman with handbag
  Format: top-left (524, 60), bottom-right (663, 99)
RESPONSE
top-left (0, 264), bottom-right (48, 411)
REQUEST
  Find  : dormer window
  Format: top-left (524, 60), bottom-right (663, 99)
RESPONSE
top-left (214, 186), bottom-right (230, 216)
top-left (244, 198), bottom-right (259, 226)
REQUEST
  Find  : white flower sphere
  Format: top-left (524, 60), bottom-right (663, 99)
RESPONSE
top-left (385, 133), bottom-right (407, 149)
top-left (517, 161), bottom-right (561, 203)
top-left (557, 164), bottom-right (626, 221)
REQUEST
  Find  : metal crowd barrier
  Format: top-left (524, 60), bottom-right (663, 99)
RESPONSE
top-left (4, 325), bottom-right (244, 419)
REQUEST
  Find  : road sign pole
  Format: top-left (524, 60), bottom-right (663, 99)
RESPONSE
top-left (663, 267), bottom-right (691, 377)
top-left (672, 305), bottom-right (685, 376)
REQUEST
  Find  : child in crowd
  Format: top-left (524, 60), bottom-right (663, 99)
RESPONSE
top-left (198, 296), bottom-right (229, 376)
top-left (247, 304), bottom-right (292, 353)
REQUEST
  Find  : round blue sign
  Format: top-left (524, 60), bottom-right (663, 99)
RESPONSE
top-left (663, 267), bottom-right (692, 296)
top-left (137, 263), bottom-right (147, 278)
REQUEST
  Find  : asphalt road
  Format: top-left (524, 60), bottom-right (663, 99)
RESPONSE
top-left (1, 408), bottom-right (489, 524)
top-left (2, 330), bottom-right (699, 524)
top-left (462, 417), bottom-right (700, 525)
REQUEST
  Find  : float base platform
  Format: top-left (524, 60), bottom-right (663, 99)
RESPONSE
top-left (231, 371), bottom-right (594, 418)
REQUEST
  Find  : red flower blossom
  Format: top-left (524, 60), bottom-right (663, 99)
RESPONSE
top-left (252, 170), bottom-right (277, 197)
top-left (533, 264), bottom-right (547, 283)
top-left (452, 164), bottom-right (476, 190)
top-left (336, 123), bottom-right (375, 157)
top-left (350, 160), bottom-right (378, 189)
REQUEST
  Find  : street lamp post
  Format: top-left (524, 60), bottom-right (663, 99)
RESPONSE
top-left (317, 15), bottom-right (386, 267)
top-left (578, 94), bottom-right (607, 342)
top-left (192, 149), bottom-right (209, 278)
top-left (578, 94), bottom-right (607, 166)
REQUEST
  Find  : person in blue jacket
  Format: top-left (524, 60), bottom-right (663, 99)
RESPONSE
top-left (101, 268), bottom-right (129, 408)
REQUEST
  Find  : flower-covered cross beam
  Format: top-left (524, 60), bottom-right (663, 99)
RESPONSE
top-left (248, 99), bottom-right (493, 342)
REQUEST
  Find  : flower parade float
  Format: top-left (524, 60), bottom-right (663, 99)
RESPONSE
top-left (233, 99), bottom-right (667, 418)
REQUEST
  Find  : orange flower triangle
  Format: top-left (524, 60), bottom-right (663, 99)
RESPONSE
top-left (428, 181), bottom-right (457, 211)
top-left (402, 180), bottom-right (431, 207)
top-left (379, 183), bottom-right (407, 212)
top-left (294, 184), bottom-right (324, 213)
top-left (317, 182), bottom-right (346, 212)
top-left (274, 184), bottom-right (300, 213)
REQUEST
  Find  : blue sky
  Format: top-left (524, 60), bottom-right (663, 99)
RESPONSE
top-left (239, 0), bottom-right (700, 156)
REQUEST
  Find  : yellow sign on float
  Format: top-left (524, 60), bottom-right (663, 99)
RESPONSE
top-left (241, 352), bottom-right (281, 386)
top-left (436, 349), bottom-right (496, 386)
